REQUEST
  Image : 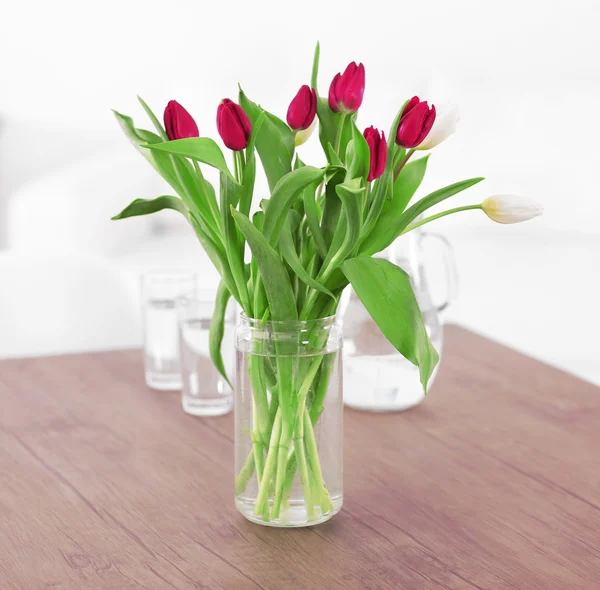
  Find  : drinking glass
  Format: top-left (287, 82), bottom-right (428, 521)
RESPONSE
top-left (141, 270), bottom-right (197, 390)
top-left (178, 293), bottom-right (234, 416)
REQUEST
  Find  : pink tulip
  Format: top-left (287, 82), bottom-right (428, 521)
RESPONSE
top-left (287, 85), bottom-right (317, 130)
top-left (328, 62), bottom-right (365, 113)
top-left (163, 100), bottom-right (199, 140)
top-left (396, 96), bottom-right (436, 148)
top-left (363, 126), bottom-right (387, 181)
top-left (217, 99), bottom-right (252, 151)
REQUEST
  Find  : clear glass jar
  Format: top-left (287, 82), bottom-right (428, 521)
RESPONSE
top-left (234, 315), bottom-right (343, 527)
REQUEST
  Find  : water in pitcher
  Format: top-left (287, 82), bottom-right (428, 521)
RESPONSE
top-left (342, 298), bottom-right (443, 411)
top-left (341, 229), bottom-right (453, 411)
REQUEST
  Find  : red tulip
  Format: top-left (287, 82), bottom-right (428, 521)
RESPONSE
top-left (163, 100), bottom-right (199, 140)
top-left (287, 85), bottom-right (317, 130)
top-left (395, 96), bottom-right (436, 148)
top-left (363, 126), bottom-right (387, 182)
top-left (328, 62), bottom-right (365, 113)
top-left (216, 99), bottom-right (252, 151)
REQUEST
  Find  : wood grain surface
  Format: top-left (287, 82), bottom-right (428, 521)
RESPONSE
top-left (1, 325), bottom-right (599, 589)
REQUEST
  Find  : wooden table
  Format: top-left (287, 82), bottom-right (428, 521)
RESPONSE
top-left (1, 326), bottom-right (599, 589)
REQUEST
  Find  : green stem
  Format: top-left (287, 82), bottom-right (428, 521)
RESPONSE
top-left (235, 452), bottom-right (255, 496)
top-left (271, 420), bottom-right (293, 519)
top-left (304, 408), bottom-right (333, 512)
top-left (233, 152), bottom-right (240, 182)
top-left (273, 355), bottom-right (324, 517)
top-left (400, 204), bottom-right (482, 235)
top-left (252, 399), bottom-right (265, 484)
top-left (254, 407), bottom-right (282, 520)
top-left (393, 148), bottom-right (415, 181)
top-left (248, 356), bottom-right (270, 447)
top-left (281, 353), bottom-right (335, 506)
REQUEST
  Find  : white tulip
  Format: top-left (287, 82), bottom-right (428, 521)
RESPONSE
top-left (481, 195), bottom-right (543, 224)
top-left (416, 103), bottom-right (460, 150)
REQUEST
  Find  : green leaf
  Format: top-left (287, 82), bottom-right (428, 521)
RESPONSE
top-left (325, 142), bottom-right (343, 167)
top-left (143, 137), bottom-right (233, 178)
top-left (262, 166), bottom-right (326, 247)
top-left (209, 279), bottom-right (233, 388)
top-left (239, 88), bottom-right (294, 192)
top-left (137, 96), bottom-right (168, 141)
top-left (316, 99), bottom-right (353, 158)
top-left (303, 185), bottom-right (327, 259)
top-left (321, 168), bottom-right (344, 249)
top-left (392, 156), bottom-right (430, 213)
top-left (189, 213), bottom-right (237, 301)
top-left (395, 177), bottom-right (485, 238)
top-left (113, 110), bottom-right (183, 192)
top-left (316, 97), bottom-right (338, 155)
top-left (347, 123), bottom-right (370, 182)
top-left (220, 173), bottom-right (251, 313)
top-left (252, 211), bottom-right (264, 230)
top-left (280, 217), bottom-right (335, 301)
top-left (311, 42), bottom-right (320, 91)
top-left (111, 195), bottom-right (188, 220)
top-left (342, 257), bottom-right (439, 390)
top-left (231, 209), bottom-right (298, 321)
top-left (319, 178), bottom-right (365, 278)
top-left (246, 110), bottom-right (266, 155)
top-left (360, 155), bottom-right (430, 255)
top-left (240, 151), bottom-right (256, 218)
top-left (113, 110), bottom-right (221, 237)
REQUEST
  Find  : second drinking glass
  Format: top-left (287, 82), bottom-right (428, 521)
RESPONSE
top-left (178, 293), bottom-right (235, 416)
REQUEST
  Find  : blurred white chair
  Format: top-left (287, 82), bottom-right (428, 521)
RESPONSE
top-left (0, 251), bottom-right (140, 358)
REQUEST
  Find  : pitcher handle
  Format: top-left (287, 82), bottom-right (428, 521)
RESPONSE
top-left (421, 232), bottom-right (459, 313)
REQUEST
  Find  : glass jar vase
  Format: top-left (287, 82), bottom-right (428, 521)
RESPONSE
top-left (234, 315), bottom-right (343, 527)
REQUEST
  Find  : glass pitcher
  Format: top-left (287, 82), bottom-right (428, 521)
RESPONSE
top-left (341, 229), bottom-right (458, 412)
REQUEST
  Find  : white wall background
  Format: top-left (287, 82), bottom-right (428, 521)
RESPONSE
top-left (1, 1), bottom-right (599, 381)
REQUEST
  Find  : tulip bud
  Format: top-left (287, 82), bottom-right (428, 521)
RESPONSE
top-left (396, 96), bottom-right (436, 148)
top-left (481, 195), bottom-right (543, 224)
top-left (363, 126), bottom-right (387, 182)
top-left (287, 85), bottom-right (317, 131)
top-left (416, 103), bottom-right (459, 150)
top-left (216, 98), bottom-right (252, 151)
top-left (294, 118), bottom-right (317, 147)
top-left (163, 100), bottom-right (199, 140)
top-left (328, 62), bottom-right (365, 113)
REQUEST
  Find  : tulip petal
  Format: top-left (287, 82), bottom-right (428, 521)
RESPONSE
top-left (287, 85), bottom-right (316, 130)
top-left (217, 99), bottom-right (252, 151)
top-left (396, 99), bottom-right (436, 148)
top-left (402, 96), bottom-right (420, 117)
top-left (415, 104), bottom-right (436, 146)
top-left (363, 126), bottom-right (386, 182)
top-left (482, 195), bottom-right (543, 224)
top-left (416, 103), bottom-right (459, 150)
top-left (328, 73), bottom-right (342, 112)
top-left (342, 62), bottom-right (365, 112)
top-left (164, 100), bottom-right (199, 140)
top-left (375, 131), bottom-right (387, 179)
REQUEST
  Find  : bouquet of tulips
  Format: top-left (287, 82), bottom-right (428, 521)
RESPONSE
top-left (112, 43), bottom-right (541, 522)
